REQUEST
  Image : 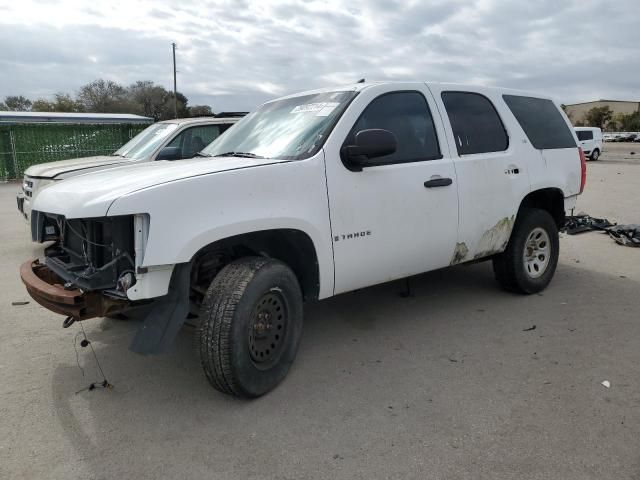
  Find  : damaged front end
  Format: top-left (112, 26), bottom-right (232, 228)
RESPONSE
top-left (22, 211), bottom-right (190, 354)
top-left (22, 212), bottom-right (139, 321)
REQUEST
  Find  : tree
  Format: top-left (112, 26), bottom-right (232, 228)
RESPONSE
top-left (584, 106), bottom-right (613, 129)
top-left (172, 92), bottom-right (189, 118)
top-left (32, 94), bottom-right (83, 112)
top-left (607, 113), bottom-right (623, 132)
top-left (189, 105), bottom-right (213, 117)
top-left (2, 79), bottom-right (212, 118)
top-left (618, 111), bottom-right (640, 131)
top-left (128, 80), bottom-right (170, 119)
top-left (126, 81), bottom-right (190, 120)
top-left (31, 99), bottom-right (55, 111)
top-left (77, 79), bottom-right (127, 112)
top-left (53, 93), bottom-right (83, 112)
top-left (2, 95), bottom-right (32, 111)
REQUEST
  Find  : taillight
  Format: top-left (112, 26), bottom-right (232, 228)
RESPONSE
top-left (578, 147), bottom-right (587, 194)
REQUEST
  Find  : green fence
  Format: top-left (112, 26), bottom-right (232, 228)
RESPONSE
top-left (0, 123), bottom-right (148, 181)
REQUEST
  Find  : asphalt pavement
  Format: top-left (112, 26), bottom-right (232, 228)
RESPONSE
top-left (1, 146), bottom-right (639, 480)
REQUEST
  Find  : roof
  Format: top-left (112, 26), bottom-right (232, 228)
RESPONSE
top-left (272, 81), bottom-right (551, 104)
top-left (0, 111), bottom-right (154, 124)
top-left (159, 116), bottom-right (242, 126)
top-left (215, 112), bottom-right (248, 118)
top-left (565, 100), bottom-right (640, 107)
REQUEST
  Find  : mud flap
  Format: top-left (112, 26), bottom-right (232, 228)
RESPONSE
top-left (129, 263), bottom-right (191, 354)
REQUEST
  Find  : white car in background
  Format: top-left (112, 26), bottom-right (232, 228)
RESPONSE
top-left (574, 126), bottom-right (603, 160)
top-left (16, 115), bottom-right (243, 221)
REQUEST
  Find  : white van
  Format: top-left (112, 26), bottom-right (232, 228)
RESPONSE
top-left (575, 127), bottom-right (603, 160)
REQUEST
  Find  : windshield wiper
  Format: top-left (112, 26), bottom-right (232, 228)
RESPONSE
top-left (194, 152), bottom-right (210, 157)
top-left (213, 151), bottom-right (264, 159)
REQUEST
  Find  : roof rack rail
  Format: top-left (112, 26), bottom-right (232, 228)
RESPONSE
top-left (214, 112), bottom-right (249, 118)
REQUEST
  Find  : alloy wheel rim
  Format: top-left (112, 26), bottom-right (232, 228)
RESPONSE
top-left (523, 227), bottom-right (551, 279)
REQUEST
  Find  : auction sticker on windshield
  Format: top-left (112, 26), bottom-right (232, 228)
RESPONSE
top-left (291, 102), bottom-right (340, 116)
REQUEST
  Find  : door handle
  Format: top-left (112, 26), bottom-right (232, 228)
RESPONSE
top-left (424, 177), bottom-right (453, 188)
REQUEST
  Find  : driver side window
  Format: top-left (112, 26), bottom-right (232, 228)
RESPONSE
top-left (163, 125), bottom-right (221, 159)
top-left (344, 91), bottom-right (441, 165)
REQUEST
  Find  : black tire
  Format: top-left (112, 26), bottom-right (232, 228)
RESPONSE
top-left (198, 257), bottom-right (303, 398)
top-left (492, 208), bottom-right (559, 294)
top-left (590, 149), bottom-right (600, 161)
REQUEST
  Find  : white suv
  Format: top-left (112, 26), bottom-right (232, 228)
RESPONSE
top-left (16, 116), bottom-right (241, 221)
top-left (21, 82), bottom-right (585, 397)
top-left (575, 126), bottom-right (603, 160)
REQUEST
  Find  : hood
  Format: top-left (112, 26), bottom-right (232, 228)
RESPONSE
top-left (24, 155), bottom-right (130, 179)
top-left (33, 156), bottom-right (289, 218)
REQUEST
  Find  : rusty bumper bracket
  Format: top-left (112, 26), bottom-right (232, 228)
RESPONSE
top-left (20, 259), bottom-right (128, 321)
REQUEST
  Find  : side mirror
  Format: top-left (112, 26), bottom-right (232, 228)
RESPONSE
top-left (156, 146), bottom-right (182, 161)
top-left (342, 129), bottom-right (397, 171)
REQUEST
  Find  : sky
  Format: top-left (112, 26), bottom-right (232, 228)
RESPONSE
top-left (0, 0), bottom-right (638, 112)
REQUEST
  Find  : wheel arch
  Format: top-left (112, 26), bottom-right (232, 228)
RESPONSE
top-left (189, 228), bottom-right (321, 302)
top-left (517, 188), bottom-right (565, 229)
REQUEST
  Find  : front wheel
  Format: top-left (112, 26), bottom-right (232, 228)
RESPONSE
top-left (590, 149), bottom-right (600, 161)
top-left (198, 257), bottom-right (303, 398)
top-left (492, 208), bottom-right (559, 294)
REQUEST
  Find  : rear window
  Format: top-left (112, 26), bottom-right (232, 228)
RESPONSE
top-left (441, 92), bottom-right (508, 155)
top-left (576, 130), bottom-right (594, 141)
top-left (503, 95), bottom-right (576, 150)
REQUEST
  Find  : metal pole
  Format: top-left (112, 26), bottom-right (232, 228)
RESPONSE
top-left (172, 42), bottom-right (178, 119)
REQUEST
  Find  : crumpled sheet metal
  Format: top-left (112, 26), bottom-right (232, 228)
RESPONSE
top-left (607, 225), bottom-right (640, 247)
top-left (564, 214), bottom-right (640, 248)
top-left (564, 214), bottom-right (614, 235)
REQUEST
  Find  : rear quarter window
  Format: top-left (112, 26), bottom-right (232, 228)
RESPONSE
top-left (503, 95), bottom-right (576, 150)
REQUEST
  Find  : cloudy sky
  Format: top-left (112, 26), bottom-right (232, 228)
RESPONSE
top-left (0, 0), bottom-right (638, 111)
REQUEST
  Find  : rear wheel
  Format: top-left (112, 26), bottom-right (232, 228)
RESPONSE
top-left (198, 257), bottom-right (303, 398)
top-left (590, 149), bottom-right (600, 161)
top-left (492, 208), bottom-right (559, 294)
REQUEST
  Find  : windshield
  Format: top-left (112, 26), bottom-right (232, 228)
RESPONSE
top-left (114, 123), bottom-right (180, 160)
top-left (202, 91), bottom-right (358, 160)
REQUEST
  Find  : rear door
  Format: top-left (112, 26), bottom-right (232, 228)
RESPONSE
top-left (428, 85), bottom-right (531, 262)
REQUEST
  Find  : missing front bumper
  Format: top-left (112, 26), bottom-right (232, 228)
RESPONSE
top-left (20, 259), bottom-right (129, 321)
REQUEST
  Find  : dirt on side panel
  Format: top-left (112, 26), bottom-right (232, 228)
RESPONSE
top-left (450, 242), bottom-right (469, 265)
top-left (473, 216), bottom-right (515, 259)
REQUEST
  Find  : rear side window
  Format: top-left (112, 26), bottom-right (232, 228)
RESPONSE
top-left (576, 130), bottom-right (593, 141)
top-left (503, 95), bottom-right (576, 149)
top-left (441, 92), bottom-right (508, 155)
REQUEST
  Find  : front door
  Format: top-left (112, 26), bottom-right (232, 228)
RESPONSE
top-left (322, 85), bottom-right (459, 295)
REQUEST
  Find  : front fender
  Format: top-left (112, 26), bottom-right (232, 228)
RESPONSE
top-left (107, 154), bottom-right (335, 299)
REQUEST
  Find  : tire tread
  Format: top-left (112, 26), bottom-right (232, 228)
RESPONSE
top-left (198, 257), bottom-right (269, 396)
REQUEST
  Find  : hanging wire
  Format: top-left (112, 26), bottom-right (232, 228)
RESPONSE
top-left (74, 320), bottom-right (113, 394)
top-left (65, 219), bottom-right (113, 248)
